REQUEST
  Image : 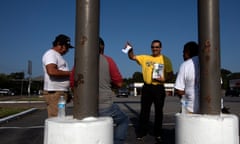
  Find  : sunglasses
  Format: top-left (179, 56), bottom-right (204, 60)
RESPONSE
top-left (151, 46), bottom-right (160, 48)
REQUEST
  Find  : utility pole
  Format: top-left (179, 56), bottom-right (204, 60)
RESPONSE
top-left (198, 0), bottom-right (221, 114)
top-left (73, 0), bottom-right (100, 119)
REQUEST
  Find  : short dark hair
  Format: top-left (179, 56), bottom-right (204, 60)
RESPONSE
top-left (184, 41), bottom-right (198, 57)
top-left (99, 37), bottom-right (104, 46)
top-left (151, 40), bottom-right (162, 48)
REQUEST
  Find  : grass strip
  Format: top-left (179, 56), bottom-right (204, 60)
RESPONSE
top-left (0, 107), bottom-right (28, 118)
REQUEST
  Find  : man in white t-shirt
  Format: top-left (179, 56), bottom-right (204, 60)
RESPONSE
top-left (42, 34), bottom-right (74, 117)
top-left (174, 41), bottom-right (200, 113)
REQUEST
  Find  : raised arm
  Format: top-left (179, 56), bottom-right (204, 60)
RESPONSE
top-left (125, 42), bottom-right (136, 61)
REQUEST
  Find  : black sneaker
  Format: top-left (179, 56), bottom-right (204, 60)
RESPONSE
top-left (155, 136), bottom-right (163, 144)
top-left (136, 137), bottom-right (144, 144)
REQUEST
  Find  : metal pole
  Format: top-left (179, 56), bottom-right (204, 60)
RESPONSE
top-left (27, 60), bottom-right (32, 96)
top-left (21, 78), bottom-right (23, 96)
top-left (73, 0), bottom-right (100, 119)
top-left (198, 0), bottom-right (221, 114)
top-left (27, 77), bottom-right (31, 96)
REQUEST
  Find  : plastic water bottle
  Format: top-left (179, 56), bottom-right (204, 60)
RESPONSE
top-left (181, 96), bottom-right (188, 115)
top-left (58, 96), bottom-right (66, 118)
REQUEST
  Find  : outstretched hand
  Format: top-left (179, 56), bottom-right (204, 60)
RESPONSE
top-left (122, 41), bottom-right (133, 54)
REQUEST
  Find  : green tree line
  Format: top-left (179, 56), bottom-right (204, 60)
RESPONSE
top-left (0, 72), bottom-right (43, 95)
top-left (0, 68), bottom-right (239, 95)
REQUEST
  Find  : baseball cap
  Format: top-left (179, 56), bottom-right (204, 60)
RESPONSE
top-left (53, 34), bottom-right (74, 48)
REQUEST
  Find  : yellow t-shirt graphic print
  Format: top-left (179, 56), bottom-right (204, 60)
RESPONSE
top-left (136, 55), bottom-right (172, 85)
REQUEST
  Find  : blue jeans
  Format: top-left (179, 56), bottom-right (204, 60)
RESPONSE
top-left (99, 104), bottom-right (129, 144)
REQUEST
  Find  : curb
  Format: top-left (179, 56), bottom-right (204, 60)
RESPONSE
top-left (0, 108), bottom-right (38, 124)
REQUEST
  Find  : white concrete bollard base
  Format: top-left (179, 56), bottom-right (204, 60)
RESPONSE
top-left (175, 113), bottom-right (239, 144)
top-left (44, 116), bottom-right (113, 144)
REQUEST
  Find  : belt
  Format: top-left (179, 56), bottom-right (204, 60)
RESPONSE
top-left (144, 83), bottom-right (163, 86)
top-left (46, 91), bottom-right (68, 94)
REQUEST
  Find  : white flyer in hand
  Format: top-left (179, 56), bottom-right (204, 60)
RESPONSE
top-left (122, 45), bottom-right (132, 54)
top-left (152, 63), bottom-right (164, 79)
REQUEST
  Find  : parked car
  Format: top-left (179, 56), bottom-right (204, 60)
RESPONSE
top-left (0, 89), bottom-right (15, 96)
top-left (117, 88), bottom-right (129, 97)
top-left (225, 89), bottom-right (240, 97)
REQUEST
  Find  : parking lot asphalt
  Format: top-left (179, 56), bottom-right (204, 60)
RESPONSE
top-left (0, 95), bottom-right (239, 144)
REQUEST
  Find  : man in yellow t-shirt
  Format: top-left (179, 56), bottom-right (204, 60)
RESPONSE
top-left (125, 40), bottom-right (173, 144)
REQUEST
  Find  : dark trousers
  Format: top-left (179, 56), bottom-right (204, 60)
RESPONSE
top-left (137, 84), bottom-right (166, 137)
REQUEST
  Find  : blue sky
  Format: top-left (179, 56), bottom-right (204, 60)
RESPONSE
top-left (0, 0), bottom-right (239, 78)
